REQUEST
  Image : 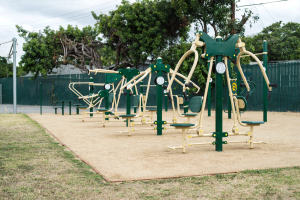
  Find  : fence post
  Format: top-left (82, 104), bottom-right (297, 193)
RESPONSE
top-left (263, 40), bottom-right (268, 122)
top-left (40, 82), bottom-right (42, 115)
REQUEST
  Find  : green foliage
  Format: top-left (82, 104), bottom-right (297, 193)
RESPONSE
top-left (170, 0), bottom-right (258, 38)
top-left (0, 56), bottom-right (26, 78)
top-left (16, 25), bottom-right (99, 79)
top-left (243, 21), bottom-right (300, 61)
top-left (92, 0), bottom-right (190, 68)
top-left (0, 57), bottom-right (13, 78)
top-left (47, 85), bottom-right (58, 105)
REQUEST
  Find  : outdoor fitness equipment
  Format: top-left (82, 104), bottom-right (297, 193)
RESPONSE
top-left (123, 57), bottom-right (200, 136)
top-left (69, 76), bottom-right (104, 122)
top-left (166, 31), bottom-right (277, 153)
top-left (88, 68), bottom-right (154, 129)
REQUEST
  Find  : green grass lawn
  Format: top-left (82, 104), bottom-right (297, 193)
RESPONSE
top-left (0, 114), bottom-right (299, 199)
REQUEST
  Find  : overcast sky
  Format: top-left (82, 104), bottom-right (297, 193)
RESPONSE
top-left (0, 0), bottom-right (299, 65)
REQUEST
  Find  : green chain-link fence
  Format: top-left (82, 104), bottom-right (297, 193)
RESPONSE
top-left (0, 61), bottom-right (299, 112)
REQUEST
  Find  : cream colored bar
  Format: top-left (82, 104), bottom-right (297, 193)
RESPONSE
top-left (167, 33), bottom-right (204, 93)
top-left (114, 77), bottom-right (125, 113)
top-left (196, 57), bottom-right (214, 132)
top-left (240, 52), bottom-right (267, 58)
top-left (143, 72), bottom-right (152, 109)
top-left (69, 83), bottom-right (90, 105)
top-left (140, 85), bottom-right (156, 87)
top-left (121, 69), bottom-right (149, 90)
top-left (224, 57), bottom-right (238, 131)
top-left (88, 69), bottom-right (119, 75)
top-left (172, 95), bottom-right (197, 123)
top-left (167, 74), bottom-right (176, 122)
top-left (237, 51), bottom-right (271, 91)
top-left (170, 69), bottom-right (200, 93)
top-left (190, 142), bottom-right (213, 146)
top-left (226, 141), bottom-right (249, 144)
top-left (233, 96), bottom-right (251, 127)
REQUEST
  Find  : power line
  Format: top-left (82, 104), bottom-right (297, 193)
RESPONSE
top-left (262, 5), bottom-right (276, 22)
top-left (248, 0), bottom-right (264, 29)
top-left (1, 5), bottom-right (116, 32)
top-left (0, 0), bottom-right (71, 14)
top-left (238, 0), bottom-right (288, 7)
top-left (0, 0), bottom-right (119, 28)
top-left (0, 40), bottom-right (12, 45)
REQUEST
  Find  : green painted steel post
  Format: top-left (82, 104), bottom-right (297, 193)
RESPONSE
top-left (40, 82), bottom-right (42, 115)
top-left (89, 77), bottom-right (93, 117)
top-left (164, 80), bottom-right (168, 112)
top-left (140, 81), bottom-right (143, 112)
top-left (157, 71), bottom-right (163, 136)
top-left (215, 37), bottom-right (223, 152)
top-left (62, 101), bottom-right (64, 115)
top-left (69, 101), bottom-right (71, 115)
top-left (263, 40), bottom-right (268, 122)
top-left (76, 106), bottom-right (79, 115)
top-left (227, 59), bottom-right (231, 119)
top-left (207, 61), bottom-right (211, 117)
top-left (184, 89), bottom-right (189, 113)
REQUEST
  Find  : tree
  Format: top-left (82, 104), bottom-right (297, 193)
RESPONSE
top-left (0, 56), bottom-right (26, 78)
top-left (170, 0), bottom-right (259, 38)
top-left (16, 25), bottom-right (107, 79)
top-left (244, 21), bottom-right (300, 61)
top-left (92, 0), bottom-right (190, 69)
top-left (0, 57), bottom-right (13, 78)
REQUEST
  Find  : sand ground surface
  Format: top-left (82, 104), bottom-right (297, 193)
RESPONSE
top-left (28, 111), bottom-right (300, 182)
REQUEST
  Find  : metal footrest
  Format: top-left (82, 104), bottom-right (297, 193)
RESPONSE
top-left (253, 141), bottom-right (268, 144)
top-left (167, 146), bottom-right (184, 150)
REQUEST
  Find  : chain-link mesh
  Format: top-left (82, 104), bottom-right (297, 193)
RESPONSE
top-left (0, 62), bottom-right (299, 112)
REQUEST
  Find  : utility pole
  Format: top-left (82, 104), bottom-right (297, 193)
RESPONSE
top-left (13, 38), bottom-right (17, 114)
top-left (231, 1), bottom-right (236, 35)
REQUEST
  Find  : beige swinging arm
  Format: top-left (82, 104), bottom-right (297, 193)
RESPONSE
top-left (166, 33), bottom-right (204, 93)
top-left (236, 38), bottom-right (272, 92)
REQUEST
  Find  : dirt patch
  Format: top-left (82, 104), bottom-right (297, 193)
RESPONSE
top-left (28, 111), bottom-right (300, 182)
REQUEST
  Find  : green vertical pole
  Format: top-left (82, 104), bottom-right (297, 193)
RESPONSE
top-left (263, 40), bottom-right (268, 122)
top-left (215, 37), bottom-right (223, 152)
top-left (207, 61), bottom-right (211, 117)
top-left (89, 77), bottom-right (93, 117)
top-left (227, 59), bottom-right (231, 119)
top-left (76, 106), bottom-right (79, 115)
top-left (62, 101), bottom-right (64, 115)
top-left (157, 70), bottom-right (162, 136)
top-left (40, 82), bottom-right (42, 115)
top-left (164, 80), bottom-right (168, 112)
top-left (140, 81), bottom-right (144, 112)
top-left (69, 101), bottom-right (71, 115)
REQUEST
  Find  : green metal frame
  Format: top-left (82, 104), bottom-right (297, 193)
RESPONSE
top-left (149, 58), bottom-right (171, 136)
